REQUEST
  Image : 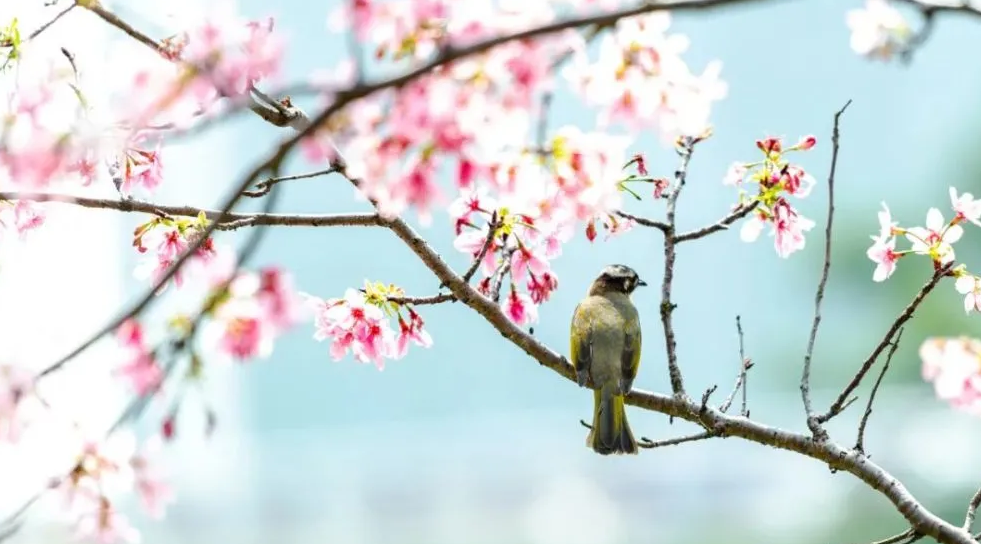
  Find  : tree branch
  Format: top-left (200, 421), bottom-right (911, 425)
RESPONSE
top-left (965, 486), bottom-right (981, 532)
top-left (802, 99), bottom-right (850, 438)
top-left (855, 328), bottom-right (902, 454)
top-left (660, 137), bottom-right (697, 397)
top-left (378, 209), bottom-right (975, 544)
top-left (817, 262), bottom-right (952, 424)
top-left (0, 192), bottom-right (381, 229)
top-left (242, 167), bottom-right (339, 198)
top-left (673, 201), bottom-right (759, 243)
top-left (615, 210), bottom-right (670, 233)
top-left (720, 315), bottom-right (752, 415)
top-left (462, 213), bottom-right (498, 283)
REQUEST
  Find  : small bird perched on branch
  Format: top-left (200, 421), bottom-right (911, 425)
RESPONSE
top-left (570, 264), bottom-right (646, 455)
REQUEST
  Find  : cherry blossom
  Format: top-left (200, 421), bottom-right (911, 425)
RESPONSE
top-left (904, 208), bottom-right (962, 266)
top-left (73, 498), bottom-right (142, 544)
top-left (950, 187), bottom-right (981, 227)
top-left (113, 320), bottom-right (164, 396)
top-left (867, 203), bottom-right (903, 282)
top-left (504, 287), bottom-right (538, 326)
top-left (846, 0), bottom-right (911, 60)
top-left (0, 363), bottom-right (36, 443)
top-left (130, 437), bottom-right (176, 520)
top-left (728, 135), bottom-right (818, 257)
top-left (954, 271), bottom-right (981, 314)
top-left (920, 337), bottom-right (981, 416)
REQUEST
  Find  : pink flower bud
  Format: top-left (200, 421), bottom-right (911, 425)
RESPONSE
top-left (796, 135), bottom-right (817, 150)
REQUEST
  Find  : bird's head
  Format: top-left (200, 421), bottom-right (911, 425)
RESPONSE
top-left (587, 264), bottom-right (647, 297)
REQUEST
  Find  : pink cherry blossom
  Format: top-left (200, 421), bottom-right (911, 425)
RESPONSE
top-left (130, 438), bottom-right (175, 520)
top-left (0, 364), bottom-right (35, 443)
top-left (723, 162), bottom-right (748, 186)
top-left (256, 268), bottom-right (306, 332)
top-left (920, 337), bottom-right (981, 416)
top-left (113, 320), bottom-right (163, 396)
top-left (955, 275), bottom-right (981, 314)
top-left (904, 208), bottom-right (962, 265)
top-left (307, 289), bottom-right (400, 369)
top-left (950, 187), bottom-right (981, 227)
top-left (867, 236), bottom-right (900, 282)
top-left (504, 288), bottom-right (538, 326)
top-left (846, 0), bottom-right (911, 60)
top-left (73, 498), bottom-right (141, 544)
top-left (772, 201), bottom-right (815, 258)
top-left (394, 309), bottom-right (433, 359)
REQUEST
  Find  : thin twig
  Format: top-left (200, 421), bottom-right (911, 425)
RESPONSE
top-left (818, 262), bottom-right (953, 424)
top-left (673, 201), bottom-right (759, 243)
top-left (639, 431), bottom-right (715, 449)
top-left (386, 293), bottom-right (457, 306)
top-left (866, 529), bottom-right (921, 544)
top-left (242, 167), bottom-right (339, 197)
top-left (25, 1), bottom-right (77, 41)
top-left (801, 99), bottom-right (850, 439)
top-left (720, 316), bottom-right (753, 415)
top-left (855, 328), bottom-right (903, 454)
top-left (462, 213), bottom-right (498, 283)
top-left (615, 210), bottom-right (670, 233)
top-left (490, 248), bottom-right (516, 304)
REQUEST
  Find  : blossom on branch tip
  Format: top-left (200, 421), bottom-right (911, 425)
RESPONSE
top-left (728, 135), bottom-right (817, 257)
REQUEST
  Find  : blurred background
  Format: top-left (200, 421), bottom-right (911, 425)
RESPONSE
top-left (3, 0), bottom-right (981, 543)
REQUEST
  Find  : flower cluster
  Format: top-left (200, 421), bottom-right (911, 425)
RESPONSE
top-left (305, 280), bottom-right (433, 369)
top-left (114, 320), bottom-right (164, 397)
top-left (870, 188), bottom-right (981, 312)
top-left (563, 12), bottom-right (727, 143)
top-left (920, 337), bottom-right (981, 416)
top-left (201, 265), bottom-right (306, 362)
top-left (846, 0), bottom-right (912, 60)
top-left (724, 135), bottom-right (818, 258)
top-left (56, 432), bottom-right (174, 544)
top-left (132, 212), bottom-right (218, 291)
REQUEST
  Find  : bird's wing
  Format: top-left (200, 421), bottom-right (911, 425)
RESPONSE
top-left (620, 320), bottom-right (641, 395)
top-left (570, 301), bottom-right (593, 388)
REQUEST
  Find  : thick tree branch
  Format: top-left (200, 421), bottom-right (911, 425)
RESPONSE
top-left (378, 210), bottom-right (974, 544)
top-left (802, 99), bottom-right (850, 438)
top-left (965, 486), bottom-right (981, 532)
top-left (0, 192), bottom-right (381, 229)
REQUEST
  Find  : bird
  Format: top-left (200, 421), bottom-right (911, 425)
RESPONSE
top-left (570, 264), bottom-right (646, 455)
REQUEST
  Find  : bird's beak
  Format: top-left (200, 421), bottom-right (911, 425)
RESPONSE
top-left (637, 278), bottom-right (648, 287)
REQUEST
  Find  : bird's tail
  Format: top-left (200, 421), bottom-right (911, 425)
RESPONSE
top-left (587, 385), bottom-right (638, 455)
